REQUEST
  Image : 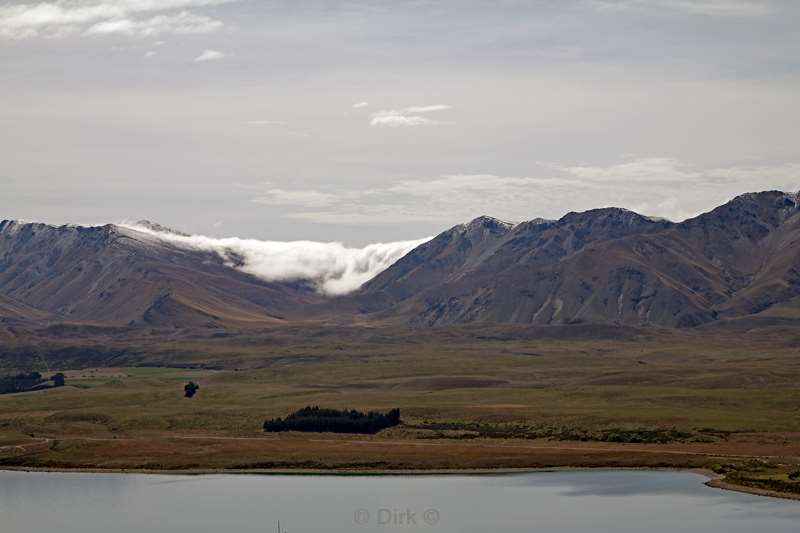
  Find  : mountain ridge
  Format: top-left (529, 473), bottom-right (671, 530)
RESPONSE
top-left (2, 190), bottom-right (799, 330)
top-left (354, 190), bottom-right (800, 328)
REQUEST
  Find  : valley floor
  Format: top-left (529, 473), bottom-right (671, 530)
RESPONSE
top-left (1, 326), bottom-right (800, 498)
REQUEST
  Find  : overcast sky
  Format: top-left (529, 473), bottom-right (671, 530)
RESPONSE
top-left (2, 0), bottom-right (799, 244)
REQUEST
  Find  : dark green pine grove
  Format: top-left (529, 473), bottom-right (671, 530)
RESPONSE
top-left (0, 372), bottom-right (66, 395)
top-left (264, 406), bottom-right (401, 434)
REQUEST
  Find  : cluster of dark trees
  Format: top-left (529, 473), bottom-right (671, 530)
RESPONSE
top-left (0, 372), bottom-right (66, 395)
top-left (264, 406), bottom-right (401, 434)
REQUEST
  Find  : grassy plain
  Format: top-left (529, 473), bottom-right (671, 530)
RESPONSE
top-left (1, 325), bottom-right (799, 494)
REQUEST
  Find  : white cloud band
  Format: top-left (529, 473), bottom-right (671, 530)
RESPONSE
top-left (124, 224), bottom-right (431, 295)
top-left (246, 158), bottom-right (800, 225)
top-left (0, 0), bottom-right (236, 39)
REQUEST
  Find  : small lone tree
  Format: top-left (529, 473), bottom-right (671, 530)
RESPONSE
top-left (184, 381), bottom-right (200, 398)
top-left (51, 373), bottom-right (66, 388)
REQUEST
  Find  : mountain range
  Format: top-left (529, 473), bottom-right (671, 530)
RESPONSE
top-left (2, 190), bottom-right (800, 332)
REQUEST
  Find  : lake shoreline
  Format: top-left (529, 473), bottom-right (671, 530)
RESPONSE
top-left (0, 465), bottom-right (718, 477)
top-left (7, 463), bottom-right (798, 502)
top-left (705, 477), bottom-right (800, 502)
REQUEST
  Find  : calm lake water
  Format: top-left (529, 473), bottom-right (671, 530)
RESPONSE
top-left (1, 470), bottom-right (799, 533)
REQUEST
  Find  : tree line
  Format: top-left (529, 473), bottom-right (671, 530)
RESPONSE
top-left (0, 372), bottom-right (65, 395)
top-left (264, 406), bottom-right (401, 434)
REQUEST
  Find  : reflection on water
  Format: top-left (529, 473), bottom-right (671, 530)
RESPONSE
top-left (0, 470), bottom-right (798, 533)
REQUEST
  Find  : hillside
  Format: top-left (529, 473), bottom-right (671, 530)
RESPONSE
top-left (0, 220), bottom-right (321, 328)
top-left (0, 293), bottom-right (50, 322)
top-left (356, 191), bottom-right (800, 328)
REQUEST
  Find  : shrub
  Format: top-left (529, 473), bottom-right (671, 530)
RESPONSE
top-left (184, 381), bottom-right (200, 398)
top-left (710, 463), bottom-right (728, 475)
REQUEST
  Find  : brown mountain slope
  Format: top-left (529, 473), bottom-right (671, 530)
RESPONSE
top-left (0, 293), bottom-right (50, 321)
top-left (0, 221), bottom-right (321, 328)
top-left (355, 191), bottom-right (800, 328)
top-left (356, 216), bottom-right (516, 311)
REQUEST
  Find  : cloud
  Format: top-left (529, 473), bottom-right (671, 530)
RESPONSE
top-left (0, 0), bottom-right (235, 39)
top-left (85, 11), bottom-right (223, 37)
top-left (251, 173), bottom-right (587, 225)
top-left (403, 105), bottom-right (451, 113)
top-left (552, 158), bottom-right (800, 220)
top-left (562, 157), bottom-right (800, 187)
top-left (247, 158), bottom-right (800, 226)
top-left (369, 104), bottom-right (452, 128)
top-left (194, 49), bottom-right (225, 62)
top-left (143, 50), bottom-right (156, 59)
top-left (369, 115), bottom-right (442, 127)
top-left (589, 0), bottom-right (772, 16)
top-left (560, 157), bottom-right (702, 183)
top-left (386, 174), bottom-right (582, 196)
top-left (372, 105), bottom-right (451, 117)
top-left (124, 224), bottom-right (431, 295)
top-left (252, 189), bottom-right (346, 208)
top-left (352, 101), bottom-right (369, 109)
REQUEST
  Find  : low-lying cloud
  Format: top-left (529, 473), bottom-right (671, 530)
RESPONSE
top-left (125, 224), bottom-right (431, 295)
top-left (246, 158), bottom-right (800, 225)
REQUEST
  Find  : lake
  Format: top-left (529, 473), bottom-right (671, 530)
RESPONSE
top-left (1, 470), bottom-right (799, 532)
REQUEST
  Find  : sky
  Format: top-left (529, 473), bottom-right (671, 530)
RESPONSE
top-left (2, 0), bottom-right (800, 245)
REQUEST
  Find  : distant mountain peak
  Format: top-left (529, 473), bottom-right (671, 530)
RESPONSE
top-left (688, 189), bottom-right (800, 231)
top-left (734, 189), bottom-right (798, 201)
top-left (724, 190), bottom-right (800, 213)
top-left (463, 215), bottom-right (516, 231)
top-left (562, 206), bottom-right (636, 218)
top-left (558, 206), bottom-right (673, 229)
